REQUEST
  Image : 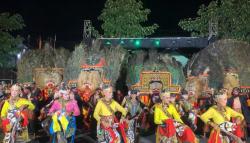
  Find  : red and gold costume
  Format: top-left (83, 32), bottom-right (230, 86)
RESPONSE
top-left (1, 98), bottom-right (35, 142)
top-left (78, 85), bottom-right (92, 103)
top-left (78, 84), bottom-right (93, 129)
top-left (42, 81), bottom-right (56, 101)
top-left (94, 98), bottom-right (128, 143)
top-left (200, 105), bottom-right (244, 143)
top-left (154, 103), bottom-right (197, 143)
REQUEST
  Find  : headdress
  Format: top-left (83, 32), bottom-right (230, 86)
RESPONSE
top-left (213, 91), bottom-right (225, 99)
top-left (160, 89), bottom-right (170, 98)
top-left (128, 89), bottom-right (140, 97)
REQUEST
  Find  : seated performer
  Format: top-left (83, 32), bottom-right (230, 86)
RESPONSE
top-left (48, 89), bottom-right (80, 143)
top-left (1, 84), bottom-right (35, 143)
top-left (200, 91), bottom-right (244, 143)
top-left (93, 85), bottom-right (128, 143)
top-left (154, 91), bottom-right (197, 143)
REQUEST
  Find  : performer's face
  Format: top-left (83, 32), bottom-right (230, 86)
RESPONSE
top-left (161, 94), bottom-right (171, 104)
top-left (104, 87), bottom-right (113, 100)
top-left (170, 95), bottom-right (176, 103)
top-left (182, 94), bottom-right (188, 100)
top-left (217, 94), bottom-right (227, 107)
top-left (63, 89), bottom-right (71, 100)
top-left (11, 85), bottom-right (21, 98)
top-left (233, 89), bottom-right (239, 95)
top-left (63, 94), bottom-right (69, 100)
top-left (117, 90), bottom-right (121, 94)
top-left (131, 93), bottom-right (137, 99)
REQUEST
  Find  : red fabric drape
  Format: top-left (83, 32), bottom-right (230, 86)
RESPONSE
top-left (178, 126), bottom-right (196, 143)
top-left (2, 119), bottom-right (10, 133)
top-left (159, 119), bottom-right (176, 138)
top-left (101, 124), bottom-right (117, 143)
top-left (233, 124), bottom-right (244, 138)
top-left (114, 117), bottom-right (127, 143)
top-left (20, 111), bottom-right (29, 127)
top-left (208, 129), bottom-right (222, 143)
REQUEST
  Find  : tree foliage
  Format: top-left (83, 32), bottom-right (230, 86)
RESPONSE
top-left (98, 0), bottom-right (158, 37)
top-left (0, 12), bottom-right (25, 67)
top-left (179, 0), bottom-right (250, 42)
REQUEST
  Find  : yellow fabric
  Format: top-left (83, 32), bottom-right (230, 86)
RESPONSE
top-left (52, 114), bottom-right (61, 132)
top-left (60, 115), bottom-right (69, 131)
top-left (93, 99), bottom-right (127, 122)
top-left (1, 101), bottom-right (9, 118)
top-left (154, 103), bottom-right (183, 125)
top-left (20, 127), bottom-right (30, 142)
top-left (82, 107), bottom-right (88, 118)
top-left (200, 105), bottom-right (244, 125)
top-left (1, 98), bottom-right (35, 119)
top-left (52, 114), bottom-right (69, 132)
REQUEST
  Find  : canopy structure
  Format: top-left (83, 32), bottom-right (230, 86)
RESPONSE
top-left (98, 37), bottom-right (214, 49)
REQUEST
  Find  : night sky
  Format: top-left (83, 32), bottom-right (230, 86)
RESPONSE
top-left (1, 0), bottom-right (212, 44)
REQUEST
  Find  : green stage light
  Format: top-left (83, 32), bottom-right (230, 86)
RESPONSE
top-left (120, 40), bottom-right (125, 44)
top-left (154, 39), bottom-right (160, 47)
top-left (105, 40), bottom-right (112, 45)
top-left (134, 39), bottom-right (141, 47)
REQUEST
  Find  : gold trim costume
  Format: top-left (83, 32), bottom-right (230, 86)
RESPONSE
top-left (1, 98), bottom-right (35, 143)
top-left (154, 92), bottom-right (198, 143)
top-left (94, 98), bottom-right (128, 143)
top-left (200, 105), bottom-right (244, 143)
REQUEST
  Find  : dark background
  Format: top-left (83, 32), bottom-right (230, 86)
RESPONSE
top-left (1, 0), bottom-right (212, 43)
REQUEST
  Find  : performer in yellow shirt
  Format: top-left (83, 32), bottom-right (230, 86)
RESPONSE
top-left (1, 84), bottom-right (35, 143)
top-left (93, 85), bottom-right (128, 143)
top-left (154, 91), bottom-right (197, 143)
top-left (200, 91), bottom-right (244, 143)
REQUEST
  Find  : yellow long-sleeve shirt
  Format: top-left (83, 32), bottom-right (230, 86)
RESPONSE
top-left (200, 105), bottom-right (244, 125)
top-left (93, 98), bottom-right (127, 122)
top-left (1, 98), bottom-right (35, 119)
top-left (154, 103), bottom-right (183, 124)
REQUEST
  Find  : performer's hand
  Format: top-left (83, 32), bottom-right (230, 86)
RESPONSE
top-left (38, 116), bottom-right (42, 121)
top-left (66, 112), bottom-right (73, 116)
top-left (113, 123), bottom-right (119, 128)
top-left (19, 105), bottom-right (24, 111)
top-left (209, 122), bottom-right (220, 130)
top-left (120, 117), bottom-right (128, 124)
top-left (52, 111), bottom-right (60, 116)
top-left (120, 117), bottom-right (125, 123)
top-left (179, 100), bottom-right (184, 105)
top-left (235, 117), bottom-right (242, 125)
top-left (19, 105), bottom-right (28, 111)
top-left (134, 116), bottom-right (139, 120)
top-left (40, 107), bottom-right (45, 113)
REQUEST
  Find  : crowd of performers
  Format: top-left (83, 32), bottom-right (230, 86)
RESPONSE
top-left (0, 82), bottom-right (250, 143)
